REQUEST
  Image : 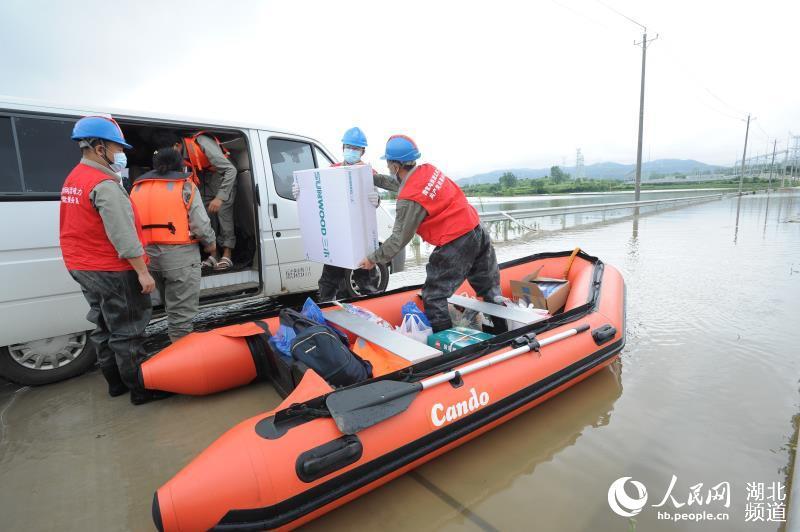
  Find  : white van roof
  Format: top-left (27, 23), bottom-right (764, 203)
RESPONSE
top-left (0, 95), bottom-right (315, 141)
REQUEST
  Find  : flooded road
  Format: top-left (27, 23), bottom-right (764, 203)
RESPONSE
top-left (1, 191), bottom-right (798, 531)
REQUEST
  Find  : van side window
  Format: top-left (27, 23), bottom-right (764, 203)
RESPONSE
top-left (15, 117), bottom-right (77, 193)
top-left (267, 138), bottom-right (315, 200)
top-left (314, 147), bottom-right (332, 168)
top-left (0, 117), bottom-right (22, 193)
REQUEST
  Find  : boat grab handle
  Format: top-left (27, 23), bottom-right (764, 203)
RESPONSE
top-left (592, 324), bottom-right (617, 345)
top-left (296, 435), bottom-right (363, 483)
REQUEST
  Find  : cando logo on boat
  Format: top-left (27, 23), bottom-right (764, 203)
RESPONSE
top-left (430, 387), bottom-right (489, 427)
top-left (608, 477), bottom-right (649, 517)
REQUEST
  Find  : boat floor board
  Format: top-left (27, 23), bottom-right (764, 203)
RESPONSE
top-left (447, 294), bottom-right (548, 325)
top-left (324, 310), bottom-right (443, 363)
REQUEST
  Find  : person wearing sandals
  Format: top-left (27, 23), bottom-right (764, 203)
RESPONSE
top-left (164, 132), bottom-right (237, 272)
top-left (130, 147), bottom-right (217, 342)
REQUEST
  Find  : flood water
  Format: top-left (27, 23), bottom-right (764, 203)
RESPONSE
top-left (1, 191), bottom-right (798, 531)
top-left (386, 188), bottom-right (735, 246)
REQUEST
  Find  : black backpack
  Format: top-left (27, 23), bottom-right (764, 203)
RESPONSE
top-left (290, 325), bottom-right (373, 387)
top-left (279, 308), bottom-right (349, 343)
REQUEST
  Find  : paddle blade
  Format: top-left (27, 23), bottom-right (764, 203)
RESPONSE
top-left (326, 380), bottom-right (422, 435)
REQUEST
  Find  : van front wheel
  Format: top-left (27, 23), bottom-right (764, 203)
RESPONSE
top-left (342, 262), bottom-right (390, 298)
top-left (0, 332), bottom-right (97, 386)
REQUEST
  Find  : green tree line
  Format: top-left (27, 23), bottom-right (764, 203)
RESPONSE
top-left (459, 167), bottom-right (787, 196)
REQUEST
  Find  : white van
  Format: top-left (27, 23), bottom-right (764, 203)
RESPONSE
top-left (0, 98), bottom-right (404, 385)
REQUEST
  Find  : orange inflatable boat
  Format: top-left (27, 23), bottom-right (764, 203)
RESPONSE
top-left (152, 250), bottom-right (625, 531)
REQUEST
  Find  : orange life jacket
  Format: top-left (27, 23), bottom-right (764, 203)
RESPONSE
top-left (130, 175), bottom-right (198, 245)
top-left (182, 132), bottom-right (230, 185)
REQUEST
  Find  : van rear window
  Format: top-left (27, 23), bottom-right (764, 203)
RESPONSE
top-left (0, 114), bottom-right (79, 198)
top-left (15, 117), bottom-right (77, 193)
top-left (0, 117), bottom-right (22, 193)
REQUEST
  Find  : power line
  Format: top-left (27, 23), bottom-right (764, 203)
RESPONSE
top-left (657, 36), bottom-right (747, 118)
top-left (755, 121), bottom-right (771, 140)
top-left (548, 0), bottom-right (617, 34)
top-left (594, 0), bottom-right (647, 30)
top-left (702, 86), bottom-right (746, 116)
top-left (547, 1), bottom-right (766, 158)
top-left (554, 1), bottom-right (747, 125)
top-left (590, 3), bottom-right (748, 121)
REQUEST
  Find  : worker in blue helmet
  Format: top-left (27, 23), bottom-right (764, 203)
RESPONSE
top-left (358, 135), bottom-right (502, 332)
top-left (340, 126), bottom-right (368, 163)
top-left (292, 126), bottom-right (400, 300)
top-left (61, 116), bottom-right (168, 405)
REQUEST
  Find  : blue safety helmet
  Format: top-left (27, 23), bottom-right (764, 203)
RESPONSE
top-left (381, 135), bottom-right (421, 162)
top-left (341, 126), bottom-right (368, 148)
top-left (71, 116), bottom-right (132, 149)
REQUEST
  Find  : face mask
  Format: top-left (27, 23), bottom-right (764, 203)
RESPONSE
top-left (389, 164), bottom-right (400, 181)
top-left (109, 151), bottom-right (128, 174)
top-left (343, 148), bottom-right (362, 165)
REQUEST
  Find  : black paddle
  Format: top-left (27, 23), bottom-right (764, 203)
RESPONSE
top-left (326, 324), bottom-right (591, 434)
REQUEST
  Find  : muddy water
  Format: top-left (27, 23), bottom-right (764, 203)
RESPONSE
top-left (1, 192), bottom-right (798, 531)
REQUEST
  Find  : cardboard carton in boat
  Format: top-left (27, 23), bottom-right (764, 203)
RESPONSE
top-left (509, 266), bottom-right (570, 313)
top-left (294, 165), bottom-right (378, 269)
top-left (426, 327), bottom-right (494, 353)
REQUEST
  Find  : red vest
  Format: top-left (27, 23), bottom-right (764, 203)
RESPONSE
top-left (59, 163), bottom-right (147, 271)
top-left (397, 163), bottom-right (480, 246)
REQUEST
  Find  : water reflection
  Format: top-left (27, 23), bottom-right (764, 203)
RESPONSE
top-left (734, 195), bottom-right (743, 244)
top-left (458, 189), bottom-right (727, 215)
top-left (763, 194), bottom-right (771, 239)
top-left (627, 208), bottom-right (640, 267)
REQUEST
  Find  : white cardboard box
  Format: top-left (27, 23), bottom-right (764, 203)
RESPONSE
top-left (294, 164), bottom-right (378, 269)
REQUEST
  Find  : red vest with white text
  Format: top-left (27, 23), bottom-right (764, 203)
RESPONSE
top-left (59, 163), bottom-right (147, 271)
top-left (397, 163), bottom-right (479, 246)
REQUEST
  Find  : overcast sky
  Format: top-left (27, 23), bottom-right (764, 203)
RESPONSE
top-left (1, 0), bottom-right (798, 178)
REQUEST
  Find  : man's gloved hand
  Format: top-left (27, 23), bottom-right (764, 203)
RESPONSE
top-left (367, 190), bottom-right (380, 208)
top-left (291, 181), bottom-right (300, 200)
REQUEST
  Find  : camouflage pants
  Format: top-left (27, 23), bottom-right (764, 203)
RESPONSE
top-left (421, 225), bottom-right (501, 332)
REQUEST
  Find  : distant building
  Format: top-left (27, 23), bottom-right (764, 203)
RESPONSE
top-left (576, 148), bottom-right (585, 179)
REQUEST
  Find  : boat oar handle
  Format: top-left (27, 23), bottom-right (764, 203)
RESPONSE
top-left (421, 324), bottom-right (591, 390)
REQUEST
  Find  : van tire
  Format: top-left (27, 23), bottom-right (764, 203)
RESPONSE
top-left (0, 332), bottom-right (97, 386)
top-left (341, 263), bottom-right (390, 298)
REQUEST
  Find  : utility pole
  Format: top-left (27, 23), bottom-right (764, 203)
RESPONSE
top-left (634, 31), bottom-right (658, 201)
top-left (593, 2), bottom-right (655, 200)
top-left (793, 135), bottom-right (800, 183)
top-left (781, 133), bottom-right (790, 188)
top-left (737, 114), bottom-right (751, 195)
top-left (768, 139), bottom-right (777, 191)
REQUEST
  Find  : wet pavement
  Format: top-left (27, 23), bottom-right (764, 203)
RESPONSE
top-left (1, 191), bottom-right (799, 531)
